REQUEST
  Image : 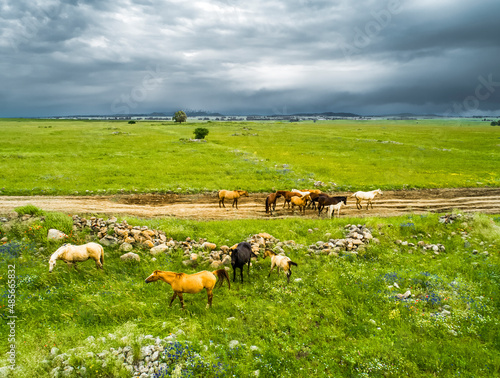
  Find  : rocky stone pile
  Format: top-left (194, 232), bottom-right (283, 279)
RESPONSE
top-left (395, 239), bottom-right (446, 254)
top-left (306, 224), bottom-right (378, 256)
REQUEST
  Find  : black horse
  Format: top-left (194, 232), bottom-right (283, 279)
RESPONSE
top-left (317, 195), bottom-right (348, 215)
top-left (230, 242), bottom-right (257, 283)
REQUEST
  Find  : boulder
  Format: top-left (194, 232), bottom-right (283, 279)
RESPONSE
top-left (120, 252), bottom-right (140, 262)
top-left (150, 244), bottom-right (168, 255)
top-left (48, 229), bottom-right (67, 240)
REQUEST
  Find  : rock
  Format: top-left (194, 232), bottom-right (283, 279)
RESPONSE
top-left (99, 235), bottom-right (119, 247)
top-left (51, 347), bottom-right (60, 355)
top-left (190, 253), bottom-right (198, 261)
top-left (221, 255), bottom-right (231, 266)
top-left (202, 242), bottom-right (217, 250)
top-left (119, 242), bottom-right (134, 252)
top-left (150, 244), bottom-right (168, 255)
top-left (210, 260), bottom-right (222, 269)
top-left (120, 252), bottom-right (140, 262)
top-left (229, 340), bottom-right (239, 348)
top-left (182, 260), bottom-right (193, 266)
top-left (396, 290), bottom-right (411, 299)
top-left (48, 229), bottom-right (67, 240)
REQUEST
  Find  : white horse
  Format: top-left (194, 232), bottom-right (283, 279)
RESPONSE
top-left (351, 189), bottom-right (383, 210)
top-left (327, 200), bottom-right (345, 218)
top-left (49, 242), bottom-right (104, 272)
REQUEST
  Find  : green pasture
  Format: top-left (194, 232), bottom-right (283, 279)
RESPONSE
top-left (1, 209), bottom-right (499, 377)
top-left (0, 118), bottom-right (499, 195)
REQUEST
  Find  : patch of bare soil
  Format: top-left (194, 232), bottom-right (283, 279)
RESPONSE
top-left (0, 188), bottom-right (499, 220)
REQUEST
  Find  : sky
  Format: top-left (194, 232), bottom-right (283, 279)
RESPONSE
top-left (1, 0), bottom-right (500, 117)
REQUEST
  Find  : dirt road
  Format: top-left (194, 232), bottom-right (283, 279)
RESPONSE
top-left (1, 188), bottom-right (499, 220)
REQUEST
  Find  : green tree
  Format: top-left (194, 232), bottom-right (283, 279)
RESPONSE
top-left (173, 110), bottom-right (187, 123)
top-left (193, 127), bottom-right (209, 139)
top-left (491, 121), bottom-right (498, 126)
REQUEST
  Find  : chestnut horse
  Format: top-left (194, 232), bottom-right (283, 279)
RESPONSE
top-left (145, 269), bottom-right (230, 309)
top-left (275, 190), bottom-right (302, 209)
top-left (218, 190), bottom-right (249, 209)
top-left (265, 192), bottom-right (282, 213)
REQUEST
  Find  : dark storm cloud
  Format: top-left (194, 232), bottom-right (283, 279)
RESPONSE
top-left (1, 0), bottom-right (499, 117)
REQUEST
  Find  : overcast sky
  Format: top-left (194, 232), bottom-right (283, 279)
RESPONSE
top-left (1, 0), bottom-right (499, 117)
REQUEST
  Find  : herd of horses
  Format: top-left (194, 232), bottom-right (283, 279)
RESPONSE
top-left (218, 188), bottom-right (383, 218)
top-left (47, 189), bottom-right (383, 309)
top-left (49, 240), bottom-right (297, 309)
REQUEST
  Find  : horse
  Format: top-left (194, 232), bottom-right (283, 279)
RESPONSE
top-left (230, 242), bottom-right (257, 283)
top-left (218, 190), bottom-right (249, 209)
top-left (351, 189), bottom-right (383, 210)
top-left (276, 190), bottom-right (302, 209)
top-left (49, 242), bottom-right (104, 273)
top-left (263, 249), bottom-right (298, 284)
top-left (308, 192), bottom-right (329, 210)
top-left (145, 269), bottom-right (230, 309)
top-left (290, 194), bottom-right (311, 214)
top-left (317, 195), bottom-right (348, 215)
top-left (265, 192), bottom-right (282, 213)
top-left (327, 199), bottom-right (346, 218)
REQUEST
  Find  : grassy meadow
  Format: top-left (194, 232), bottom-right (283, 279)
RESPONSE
top-left (1, 117), bottom-right (500, 377)
top-left (0, 118), bottom-right (499, 194)
top-left (1, 208), bottom-right (500, 377)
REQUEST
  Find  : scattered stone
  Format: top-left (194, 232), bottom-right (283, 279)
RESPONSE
top-left (47, 229), bottom-right (67, 240)
top-left (120, 252), bottom-right (140, 262)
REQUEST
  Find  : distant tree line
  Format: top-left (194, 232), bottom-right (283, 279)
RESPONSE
top-left (491, 120), bottom-right (500, 126)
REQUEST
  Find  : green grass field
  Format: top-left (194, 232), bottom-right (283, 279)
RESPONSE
top-left (1, 209), bottom-right (499, 377)
top-left (1, 118), bottom-right (499, 195)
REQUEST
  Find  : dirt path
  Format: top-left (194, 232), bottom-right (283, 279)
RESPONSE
top-left (1, 188), bottom-right (500, 220)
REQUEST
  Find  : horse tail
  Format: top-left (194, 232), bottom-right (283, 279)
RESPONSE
top-left (213, 269), bottom-right (231, 290)
top-left (288, 261), bottom-right (298, 268)
top-left (265, 196), bottom-right (270, 213)
top-left (100, 247), bottom-right (104, 267)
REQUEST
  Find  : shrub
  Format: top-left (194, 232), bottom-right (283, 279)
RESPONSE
top-left (193, 127), bottom-right (209, 139)
top-left (14, 204), bottom-right (45, 216)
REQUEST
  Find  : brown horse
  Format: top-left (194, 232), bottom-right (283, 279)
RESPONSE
top-left (218, 190), bottom-right (249, 209)
top-left (265, 192), bottom-right (282, 213)
top-left (145, 269), bottom-right (230, 309)
top-left (291, 194), bottom-right (311, 214)
top-left (318, 195), bottom-right (348, 215)
top-left (275, 190), bottom-right (302, 209)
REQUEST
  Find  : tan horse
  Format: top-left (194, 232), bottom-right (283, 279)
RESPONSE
top-left (290, 194), bottom-right (311, 214)
top-left (49, 242), bottom-right (104, 272)
top-left (218, 190), bottom-right (249, 209)
top-left (263, 249), bottom-right (298, 284)
top-left (145, 269), bottom-right (231, 309)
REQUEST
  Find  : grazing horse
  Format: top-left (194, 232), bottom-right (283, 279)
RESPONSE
top-left (145, 269), bottom-right (230, 309)
top-left (265, 192), bottom-right (282, 213)
top-left (230, 242), bottom-right (257, 283)
top-left (317, 195), bottom-right (348, 215)
top-left (49, 242), bottom-right (104, 273)
top-left (263, 249), bottom-right (298, 284)
top-left (351, 189), bottom-right (383, 210)
top-left (327, 199), bottom-right (346, 218)
top-left (218, 190), bottom-right (249, 209)
top-left (276, 190), bottom-right (302, 209)
top-left (290, 194), bottom-right (311, 214)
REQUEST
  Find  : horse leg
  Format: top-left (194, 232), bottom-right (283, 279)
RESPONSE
top-left (95, 258), bottom-right (103, 270)
top-left (220, 198), bottom-right (225, 208)
top-left (287, 270), bottom-right (292, 284)
top-left (169, 292), bottom-right (178, 307)
top-left (240, 267), bottom-right (244, 283)
top-left (232, 266), bottom-right (237, 282)
top-left (268, 263), bottom-right (275, 277)
top-left (206, 289), bottom-right (213, 308)
top-left (233, 198), bottom-right (238, 209)
top-left (178, 293), bottom-right (185, 309)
